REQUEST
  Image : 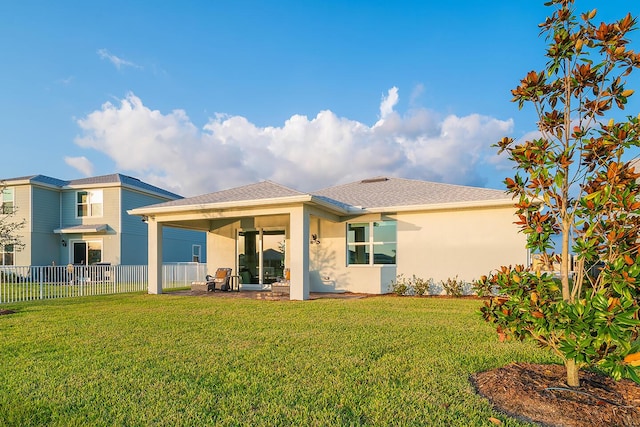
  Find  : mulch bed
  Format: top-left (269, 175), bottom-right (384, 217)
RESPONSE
top-left (0, 309), bottom-right (16, 316)
top-left (471, 362), bottom-right (640, 426)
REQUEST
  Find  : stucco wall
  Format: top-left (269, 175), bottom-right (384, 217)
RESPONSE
top-left (395, 206), bottom-right (527, 284)
top-left (310, 206), bottom-right (526, 293)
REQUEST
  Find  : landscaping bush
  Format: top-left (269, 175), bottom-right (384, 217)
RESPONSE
top-left (390, 274), bottom-right (411, 295)
top-left (390, 274), bottom-right (434, 296)
top-left (441, 276), bottom-right (465, 298)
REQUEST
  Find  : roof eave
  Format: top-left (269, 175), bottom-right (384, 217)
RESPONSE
top-left (128, 194), bottom-right (317, 216)
top-left (361, 198), bottom-right (519, 213)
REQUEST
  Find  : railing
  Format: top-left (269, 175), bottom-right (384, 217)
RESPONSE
top-left (0, 263), bottom-right (207, 304)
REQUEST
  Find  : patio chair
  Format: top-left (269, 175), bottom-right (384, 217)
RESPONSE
top-left (206, 268), bottom-right (233, 292)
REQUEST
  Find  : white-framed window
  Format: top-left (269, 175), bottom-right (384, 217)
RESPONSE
top-left (192, 245), bottom-right (201, 263)
top-left (347, 220), bottom-right (397, 266)
top-left (1, 187), bottom-right (14, 215)
top-left (0, 245), bottom-right (14, 266)
top-left (76, 190), bottom-right (103, 218)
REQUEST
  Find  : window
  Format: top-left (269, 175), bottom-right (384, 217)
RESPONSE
top-left (192, 245), bottom-right (201, 263)
top-left (0, 245), bottom-right (14, 266)
top-left (76, 190), bottom-right (103, 217)
top-left (1, 188), bottom-right (14, 215)
top-left (347, 220), bottom-right (396, 265)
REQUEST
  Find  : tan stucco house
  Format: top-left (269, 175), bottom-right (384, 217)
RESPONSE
top-left (129, 177), bottom-right (527, 300)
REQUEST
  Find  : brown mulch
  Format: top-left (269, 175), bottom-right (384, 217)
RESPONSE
top-left (471, 362), bottom-right (640, 426)
top-left (0, 309), bottom-right (15, 316)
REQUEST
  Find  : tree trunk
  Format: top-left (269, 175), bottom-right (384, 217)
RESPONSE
top-left (565, 359), bottom-right (580, 387)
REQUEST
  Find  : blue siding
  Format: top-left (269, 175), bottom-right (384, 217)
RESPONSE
top-left (121, 189), bottom-right (206, 264)
top-left (30, 187), bottom-right (62, 265)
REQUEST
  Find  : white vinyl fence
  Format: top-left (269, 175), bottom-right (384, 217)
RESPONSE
top-left (0, 263), bottom-right (207, 304)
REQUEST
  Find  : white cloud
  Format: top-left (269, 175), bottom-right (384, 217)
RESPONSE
top-left (97, 49), bottom-right (141, 70)
top-left (73, 88), bottom-right (514, 196)
top-left (378, 86), bottom-right (399, 120)
top-left (64, 156), bottom-right (94, 176)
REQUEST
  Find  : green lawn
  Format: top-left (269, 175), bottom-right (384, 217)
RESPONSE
top-left (0, 294), bottom-right (557, 426)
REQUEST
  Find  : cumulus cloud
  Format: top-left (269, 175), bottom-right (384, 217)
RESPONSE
top-left (73, 88), bottom-right (513, 196)
top-left (379, 86), bottom-right (399, 120)
top-left (64, 156), bottom-right (94, 176)
top-left (97, 49), bottom-right (141, 70)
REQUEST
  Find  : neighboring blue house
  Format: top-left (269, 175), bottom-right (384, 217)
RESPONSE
top-left (0, 174), bottom-right (206, 267)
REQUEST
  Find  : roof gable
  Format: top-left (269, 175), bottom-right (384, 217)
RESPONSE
top-left (68, 174), bottom-right (182, 199)
top-left (146, 181), bottom-right (306, 208)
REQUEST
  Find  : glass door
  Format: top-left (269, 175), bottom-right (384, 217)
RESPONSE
top-left (237, 229), bottom-right (285, 285)
top-left (72, 241), bottom-right (102, 265)
top-left (238, 230), bottom-right (259, 284)
top-left (262, 230), bottom-right (285, 284)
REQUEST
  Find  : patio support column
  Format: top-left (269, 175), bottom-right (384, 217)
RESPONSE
top-left (148, 217), bottom-right (163, 294)
top-left (289, 205), bottom-right (310, 300)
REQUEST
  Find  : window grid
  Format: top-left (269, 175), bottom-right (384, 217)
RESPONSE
top-left (76, 190), bottom-right (103, 218)
top-left (1, 188), bottom-right (14, 215)
top-left (347, 221), bottom-right (396, 266)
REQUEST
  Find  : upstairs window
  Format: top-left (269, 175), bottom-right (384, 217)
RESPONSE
top-left (76, 190), bottom-right (103, 217)
top-left (347, 220), bottom-right (397, 265)
top-left (1, 188), bottom-right (14, 215)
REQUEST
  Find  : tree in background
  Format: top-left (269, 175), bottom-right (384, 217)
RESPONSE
top-left (0, 183), bottom-right (25, 263)
top-left (478, 0), bottom-right (640, 387)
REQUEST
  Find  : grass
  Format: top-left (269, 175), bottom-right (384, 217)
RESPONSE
top-left (0, 294), bottom-right (557, 426)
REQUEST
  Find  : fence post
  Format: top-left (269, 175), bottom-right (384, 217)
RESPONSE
top-left (39, 266), bottom-right (44, 300)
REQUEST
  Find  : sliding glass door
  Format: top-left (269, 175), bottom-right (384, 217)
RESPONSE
top-left (238, 229), bottom-right (285, 285)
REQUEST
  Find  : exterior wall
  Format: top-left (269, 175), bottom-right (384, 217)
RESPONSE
top-left (8, 185), bottom-right (32, 266)
top-left (310, 214), bottom-right (396, 294)
top-left (207, 220), bottom-right (239, 275)
top-left (162, 227), bottom-right (206, 263)
top-left (121, 189), bottom-right (206, 264)
top-left (395, 206), bottom-right (527, 285)
top-left (60, 187), bottom-right (120, 264)
top-left (30, 186), bottom-right (61, 265)
top-left (310, 207), bottom-right (527, 294)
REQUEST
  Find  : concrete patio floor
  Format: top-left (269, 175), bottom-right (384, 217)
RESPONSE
top-left (168, 289), bottom-right (370, 301)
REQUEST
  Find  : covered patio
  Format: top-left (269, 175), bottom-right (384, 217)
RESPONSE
top-left (129, 181), bottom-right (355, 301)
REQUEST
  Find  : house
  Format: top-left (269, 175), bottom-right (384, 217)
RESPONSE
top-left (129, 176), bottom-right (527, 300)
top-left (0, 174), bottom-right (206, 266)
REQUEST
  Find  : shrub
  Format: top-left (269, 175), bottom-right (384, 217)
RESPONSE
top-left (413, 276), bottom-right (432, 296)
top-left (390, 274), bottom-right (411, 296)
top-left (390, 274), bottom-right (434, 296)
top-left (441, 276), bottom-right (464, 298)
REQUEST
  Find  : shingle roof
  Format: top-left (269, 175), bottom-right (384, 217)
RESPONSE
top-left (312, 177), bottom-right (509, 208)
top-left (133, 176), bottom-right (510, 214)
top-left (2, 173), bottom-right (181, 200)
top-left (68, 174), bottom-right (181, 199)
top-left (2, 174), bottom-right (69, 187)
top-left (146, 181), bottom-right (306, 208)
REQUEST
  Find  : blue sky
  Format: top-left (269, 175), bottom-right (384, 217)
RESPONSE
top-left (1, 0), bottom-right (638, 196)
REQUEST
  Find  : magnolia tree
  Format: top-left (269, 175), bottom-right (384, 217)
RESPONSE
top-left (478, 0), bottom-right (640, 387)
